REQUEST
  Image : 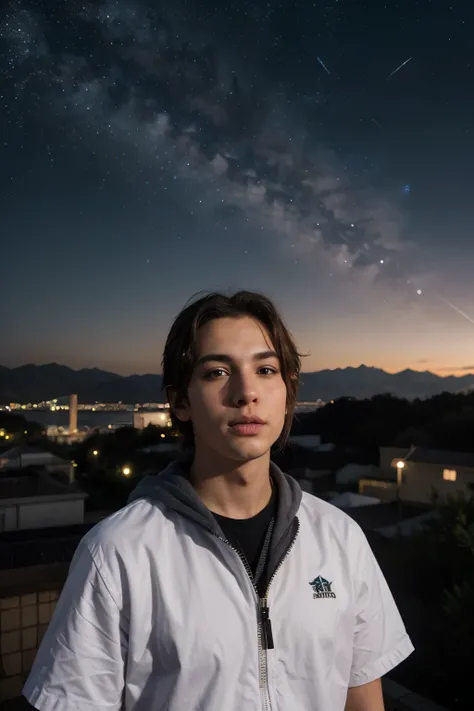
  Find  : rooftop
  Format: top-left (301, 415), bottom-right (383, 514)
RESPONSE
top-left (404, 447), bottom-right (474, 468)
top-left (0, 470), bottom-right (83, 501)
top-left (0, 444), bottom-right (68, 461)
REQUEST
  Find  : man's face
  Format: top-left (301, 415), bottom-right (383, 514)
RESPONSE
top-left (176, 316), bottom-right (287, 464)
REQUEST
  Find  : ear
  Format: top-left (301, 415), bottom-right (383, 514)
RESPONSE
top-left (168, 389), bottom-right (191, 422)
top-left (174, 404), bottom-right (191, 422)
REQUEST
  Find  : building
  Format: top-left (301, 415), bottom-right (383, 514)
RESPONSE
top-left (393, 447), bottom-right (474, 504)
top-left (336, 463), bottom-right (380, 486)
top-left (359, 478), bottom-right (398, 502)
top-left (0, 446), bottom-right (71, 474)
top-left (356, 447), bottom-right (409, 503)
top-left (359, 446), bottom-right (474, 505)
top-left (45, 426), bottom-right (90, 444)
top-left (0, 469), bottom-right (87, 533)
top-left (133, 410), bottom-right (172, 429)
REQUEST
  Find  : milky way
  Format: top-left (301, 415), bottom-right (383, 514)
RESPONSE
top-left (1, 0), bottom-right (410, 281)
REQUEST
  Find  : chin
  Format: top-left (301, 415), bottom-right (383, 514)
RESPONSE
top-left (227, 439), bottom-right (273, 462)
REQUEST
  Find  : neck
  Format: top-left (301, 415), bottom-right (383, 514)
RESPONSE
top-left (189, 449), bottom-right (273, 519)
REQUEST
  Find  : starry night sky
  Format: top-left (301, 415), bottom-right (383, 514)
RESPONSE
top-left (1, 0), bottom-right (474, 376)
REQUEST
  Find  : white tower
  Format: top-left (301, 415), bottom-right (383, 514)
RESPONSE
top-left (69, 393), bottom-right (78, 434)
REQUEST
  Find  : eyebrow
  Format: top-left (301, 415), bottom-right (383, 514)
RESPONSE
top-left (194, 350), bottom-right (279, 368)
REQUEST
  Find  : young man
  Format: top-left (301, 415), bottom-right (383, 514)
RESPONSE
top-left (23, 290), bottom-right (413, 711)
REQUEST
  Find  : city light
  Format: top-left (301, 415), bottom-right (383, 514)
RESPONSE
top-left (92, 450), bottom-right (99, 456)
top-left (396, 461), bottom-right (405, 469)
top-left (122, 466), bottom-right (132, 477)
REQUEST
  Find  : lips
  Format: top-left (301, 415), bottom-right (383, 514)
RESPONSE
top-left (229, 416), bottom-right (265, 426)
top-left (228, 416), bottom-right (266, 437)
top-left (229, 422), bottom-right (264, 436)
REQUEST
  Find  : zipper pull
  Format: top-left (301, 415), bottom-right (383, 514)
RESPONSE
top-left (260, 598), bottom-right (274, 650)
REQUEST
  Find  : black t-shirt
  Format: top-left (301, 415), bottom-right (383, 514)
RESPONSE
top-left (213, 486), bottom-right (277, 584)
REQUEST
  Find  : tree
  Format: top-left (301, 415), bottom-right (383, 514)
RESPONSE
top-left (396, 493), bottom-right (474, 709)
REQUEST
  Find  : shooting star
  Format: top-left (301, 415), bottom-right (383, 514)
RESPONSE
top-left (439, 296), bottom-right (474, 327)
top-left (387, 57), bottom-right (412, 79)
top-left (371, 118), bottom-right (383, 130)
top-left (317, 56), bottom-right (331, 75)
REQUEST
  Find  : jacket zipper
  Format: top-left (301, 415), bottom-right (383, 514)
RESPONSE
top-left (213, 517), bottom-right (300, 711)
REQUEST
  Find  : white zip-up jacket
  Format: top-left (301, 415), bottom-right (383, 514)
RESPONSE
top-left (24, 461), bottom-right (414, 711)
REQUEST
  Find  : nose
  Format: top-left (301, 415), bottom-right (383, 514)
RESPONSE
top-left (230, 371), bottom-right (259, 408)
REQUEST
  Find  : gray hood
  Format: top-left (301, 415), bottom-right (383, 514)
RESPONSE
top-left (128, 458), bottom-right (223, 535)
top-left (128, 459), bottom-right (302, 584)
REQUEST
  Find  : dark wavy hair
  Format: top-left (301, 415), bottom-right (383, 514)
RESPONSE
top-left (162, 290), bottom-right (304, 451)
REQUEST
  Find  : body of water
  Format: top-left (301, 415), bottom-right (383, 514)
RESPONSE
top-left (23, 411), bottom-right (134, 429)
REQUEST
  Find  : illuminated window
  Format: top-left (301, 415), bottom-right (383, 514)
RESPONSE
top-left (443, 469), bottom-right (457, 482)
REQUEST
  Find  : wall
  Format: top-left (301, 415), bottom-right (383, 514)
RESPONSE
top-left (19, 498), bottom-right (84, 530)
top-left (0, 589), bottom-right (59, 702)
top-left (359, 479), bottom-right (398, 502)
top-left (0, 507), bottom-right (18, 532)
top-left (0, 498), bottom-right (85, 532)
top-left (2, 451), bottom-right (67, 470)
top-left (400, 462), bottom-right (474, 504)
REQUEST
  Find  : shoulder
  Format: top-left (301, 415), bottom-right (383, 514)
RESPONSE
top-left (299, 491), bottom-right (367, 549)
top-left (79, 498), bottom-right (167, 568)
top-left (299, 490), bottom-right (361, 528)
top-left (63, 499), bottom-right (169, 607)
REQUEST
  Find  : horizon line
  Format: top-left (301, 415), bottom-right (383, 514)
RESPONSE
top-left (3, 362), bottom-right (474, 378)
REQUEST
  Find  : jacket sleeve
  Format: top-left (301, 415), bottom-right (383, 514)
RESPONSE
top-left (23, 537), bottom-right (127, 710)
top-left (349, 528), bottom-right (414, 687)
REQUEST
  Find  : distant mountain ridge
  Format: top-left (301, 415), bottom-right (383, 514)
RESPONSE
top-left (2, 363), bottom-right (474, 404)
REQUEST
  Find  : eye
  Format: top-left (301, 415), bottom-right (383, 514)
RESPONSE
top-left (203, 368), bottom-right (228, 380)
top-left (259, 366), bottom-right (279, 376)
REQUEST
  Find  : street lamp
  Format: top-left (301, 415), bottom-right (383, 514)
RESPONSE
top-left (122, 466), bottom-right (132, 477)
top-left (396, 461), bottom-right (405, 518)
top-left (92, 450), bottom-right (99, 457)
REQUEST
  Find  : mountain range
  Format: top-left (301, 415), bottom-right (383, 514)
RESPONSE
top-left (2, 363), bottom-right (474, 405)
